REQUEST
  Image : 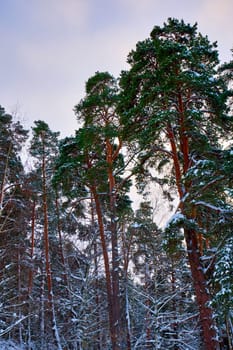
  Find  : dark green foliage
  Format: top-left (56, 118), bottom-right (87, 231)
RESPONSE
top-left (1, 17), bottom-right (233, 349)
top-left (119, 18), bottom-right (227, 149)
top-left (118, 18), bottom-right (233, 349)
top-left (75, 71), bottom-right (119, 126)
top-left (0, 106), bottom-right (31, 345)
top-left (119, 17), bottom-right (232, 249)
top-left (0, 106), bottom-right (28, 186)
top-left (30, 120), bottom-right (60, 165)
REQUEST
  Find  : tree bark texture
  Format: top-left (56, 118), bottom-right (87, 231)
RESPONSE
top-left (167, 114), bottom-right (219, 349)
top-left (184, 229), bottom-right (219, 350)
top-left (91, 186), bottom-right (119, 350)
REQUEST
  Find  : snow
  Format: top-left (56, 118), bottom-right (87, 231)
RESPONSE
top-left (181, 192), bottom-right (189, 202)
top-left (194, 200), bottom-right (232, 213)
top-left (0, 340), bottom-right (26, 350)
top-left (55, 276), bottom-right (62, 282)
top-left (165, 211), bottom-right (185, 228)
top-left (131, 222), bottom-right (142, 228)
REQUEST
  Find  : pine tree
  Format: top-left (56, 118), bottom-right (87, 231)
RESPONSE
top-left (29, 120), bottom-right (62, 349)
top-left (119, 18), bottom-right (232, 349)
top-left (0, 105), bottom-right (30, 344)
top-left (55, 72), bottom-right (133, 349)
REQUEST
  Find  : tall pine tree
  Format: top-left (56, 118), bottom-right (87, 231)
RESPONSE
top-left (119, 18), bottom-right (232, 349)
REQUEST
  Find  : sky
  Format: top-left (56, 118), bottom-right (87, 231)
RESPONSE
top-left (0, 0), bottom-right (233, 137)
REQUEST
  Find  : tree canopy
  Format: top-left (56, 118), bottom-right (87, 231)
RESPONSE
top-left (0, 18), bottom-right (232, 350)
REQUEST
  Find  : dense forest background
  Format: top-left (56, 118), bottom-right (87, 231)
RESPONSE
top-left (0, 19), bottom-right (232, 350)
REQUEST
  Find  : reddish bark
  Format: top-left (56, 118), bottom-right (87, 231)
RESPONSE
top-left (167, 114), bottom-right (219, 349)
top-left (106, 137), bottom-right (122, 347)
top-left (177, 92), bottom-right (190, 173)
top-left (166, 123), bottom-right (183, 199)
top-left (89, 131), bottom-right (124, 349)
top-left (184, 229), bottom-right (219, 350)
top-left (91, 186), bottom-right (118, 349)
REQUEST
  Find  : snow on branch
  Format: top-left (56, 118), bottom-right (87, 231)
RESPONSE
top-left (194, 201), bottom-right (233, 214)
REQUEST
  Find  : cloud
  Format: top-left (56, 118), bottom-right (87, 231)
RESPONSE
top-left (118, 0), bottom-right (158, 15)
top-left (31, 0), bottom-right (91, 31)
top-left (197, 0), bottom-right (233, 60)
top-left (1, 0), bottom-right (233, 138)
top-left (200, 0), bottom-right (232, 21)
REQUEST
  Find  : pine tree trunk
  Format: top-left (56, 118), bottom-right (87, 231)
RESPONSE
top-left (92, 199), bottom-right (102, 349)
top-left (167, 118), bottom-right (219, 349)
top-left (106, 138), bottom-right (123, 348)
top-left (184, 229), bottom-right (219, 350)
top-left (91, 187), bottom-right (119, 350)
top-left (40, 270), bottom-right (45, 350)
